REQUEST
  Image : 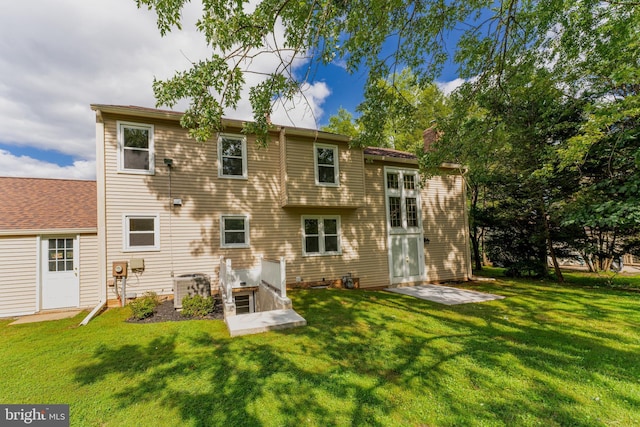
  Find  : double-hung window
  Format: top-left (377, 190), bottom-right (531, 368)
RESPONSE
top-left (118, 122), bottom-right (154, 174)
top-left (314, 143), bottom-right (339, 186)
top-left (302, 216), bottom-right (341, 256)
top-left (218, 134), bottom-right (247, 178)
top-left (124, 214), bottom-right (160, 251)
top-left (221, 215), bottom-right (250, 248)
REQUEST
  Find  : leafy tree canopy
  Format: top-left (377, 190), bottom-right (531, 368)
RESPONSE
top-left (135, 0), bottom-right (637, 146)
top-left (323, 69), bottom-right (449, 151)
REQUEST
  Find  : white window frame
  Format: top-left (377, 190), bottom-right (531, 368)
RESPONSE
top-left (385, 168), bottom-right (423, 234)
top-left (218, 133), bottom-right (248, 179)
top-left (117, 121), bottom-right (155, 175)
top-left (314, 143), bottom-right (340, 187)
top-left (301, 215), bottom-right (342, 256)
top-left (123, 214), bottom-right (160, 252)
top-left (220, 214), bottom-right (250, 248)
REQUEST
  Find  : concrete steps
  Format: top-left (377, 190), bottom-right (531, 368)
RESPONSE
top-left (225, 308), bottom-right (306, 337)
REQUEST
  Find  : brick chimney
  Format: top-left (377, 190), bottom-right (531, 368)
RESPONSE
top-left (422, 126), bottom-right (439, 152)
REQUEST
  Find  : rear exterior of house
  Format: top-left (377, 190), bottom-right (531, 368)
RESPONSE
top-left (92, 105), bottom-right (472, 305)
top-left (0, 177), bottom-right (100, 317)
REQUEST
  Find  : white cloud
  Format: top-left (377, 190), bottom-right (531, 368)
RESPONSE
top-left (0, 0), bottom-right (333, 179)
top-left (0, 149), bottom-right (95, 180)
top-left (271, 81), bottom-right (331, 129)
top-left (436, 78), bottom-right (467, 95)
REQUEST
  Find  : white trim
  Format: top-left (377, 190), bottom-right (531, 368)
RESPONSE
top-left (122, 213), bottom-right (161, 252)
top-left (301, 215), bottom-right (342, 256)
top-left (96, 110), bottom-right (108, 310)
top-left (384, 167), bottom-right (425, 284)
top-left (117, 121), bottom-right (155, 175)
top-left (0, 228), bottom-right (97, 237)
top-left (76, 234), bottom-right (81, 295)
top-left (313, 143), bottom-right (340, 187)
top-left (217, 133), bottom-right (248, 179)
top-left (220, 214), bottom-right (250, 248)
top-left (35, 236), bottom-right (41, 312)
top-left (40, 235), bottom-right (81, 310)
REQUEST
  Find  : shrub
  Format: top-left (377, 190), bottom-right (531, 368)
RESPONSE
top-left (128, 292), bottom-right (160, 320)
top-left (181, 294), bottom-right (214, 318)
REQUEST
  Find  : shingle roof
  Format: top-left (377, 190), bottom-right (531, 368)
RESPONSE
top-left (0, 177), bottom-right (96, 231)
top-left (364, 147), bottom-right (417, 160)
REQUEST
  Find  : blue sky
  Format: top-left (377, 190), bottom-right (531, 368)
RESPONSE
top-left (0, 0), bottom-right (464, 180)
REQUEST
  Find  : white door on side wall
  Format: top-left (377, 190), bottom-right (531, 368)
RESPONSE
top-left (41, 236), bottom-right (79, 310)
top-left (385, 167), bottom-right (425, 284)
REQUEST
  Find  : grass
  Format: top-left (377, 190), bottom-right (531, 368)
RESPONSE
top-left (1, 273), bottom-right (639, 426)
top-left (477, 266), bottom-right (640, 289)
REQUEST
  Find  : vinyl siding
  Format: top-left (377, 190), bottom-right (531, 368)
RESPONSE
top-left (100, 111), bottom-right (470, 295)
top-left (79, 234), bottom-right (100, 307)
top-left (422, 173), bottom-right (471, 282)
top-left (0, 236), bottom-right (37, 317)
top-left (102, 114), bottom-right (288, 297)
top-left (101, 113), bottom-right (383, 293)
top-left (354, 162), bottom-right (395, 288)
top-left (282, 137), bottom-right (365, 208)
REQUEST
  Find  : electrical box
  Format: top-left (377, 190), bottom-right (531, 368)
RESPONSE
top-left (130, 258), bottom-right (145, 272)
top-left (112, 261), bottom-right (128, 278)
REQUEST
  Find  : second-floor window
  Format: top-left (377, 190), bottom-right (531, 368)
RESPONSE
top-left (218, 134), bottom-right (247, 179)
top-left (118, 122), bottom-right (154, 174)
top-left (314, 143), bottom-right (339, 186)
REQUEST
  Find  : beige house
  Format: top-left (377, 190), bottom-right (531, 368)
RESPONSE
top-left (0, 177), bottom-right (100, 317)
top-left (92, 104), bottom-right (472, 309)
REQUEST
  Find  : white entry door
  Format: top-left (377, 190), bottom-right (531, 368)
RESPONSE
top-left (391, 235), bottom-right (422, 280)
top-left (41, 237), bottom-right (79, 310)
top-left (385, 168), bottom-right (425, 283)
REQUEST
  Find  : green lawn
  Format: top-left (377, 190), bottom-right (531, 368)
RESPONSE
top-left (1, 274), bottom-right (639, 426)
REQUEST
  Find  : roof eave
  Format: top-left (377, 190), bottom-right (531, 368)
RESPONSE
top-left (0, 228), bottom-right (98, 237)
top-left (91, 104), bottom-right (352, 143)
top-left (364, 154), bottom-right (418, 165)
top-left (90, 104), bottom-right (247, 130)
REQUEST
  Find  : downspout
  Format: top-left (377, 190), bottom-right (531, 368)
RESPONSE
top-left (165, 158), bottom-right (175, 278)
top-left (81, 108), bottom-right (108, 325)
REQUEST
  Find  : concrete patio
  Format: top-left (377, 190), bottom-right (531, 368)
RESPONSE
top-left (385, 284), bottom-right (505, 305)
top-left (225, 308), bottom-right (307, 337)
top-left (8, 310), bottom-right (83, 325)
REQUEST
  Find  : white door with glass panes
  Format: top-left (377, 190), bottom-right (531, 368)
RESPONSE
top-left (41, 236), bottom-right (79, 309)
top-left (385, 168), bottom-right (425, 283)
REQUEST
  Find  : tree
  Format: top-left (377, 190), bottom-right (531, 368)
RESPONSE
top-left (136, 0), bottom-right (627, 144)
top-left (321, 108), bottom-right (359, 138)
top-left (323, 69), bottom-right (449, 151)
top-left (424, 64), bottom-right (586, 279)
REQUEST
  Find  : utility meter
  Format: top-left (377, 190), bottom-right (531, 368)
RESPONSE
top-left (112, 261), bottom-right (128, 278)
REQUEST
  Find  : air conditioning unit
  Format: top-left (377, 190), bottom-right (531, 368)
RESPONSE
top-left (173, 273), bottom-right (211, 309)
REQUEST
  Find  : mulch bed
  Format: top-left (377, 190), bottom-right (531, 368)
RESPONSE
top-left (126, 299), bottom-right (224, 323)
